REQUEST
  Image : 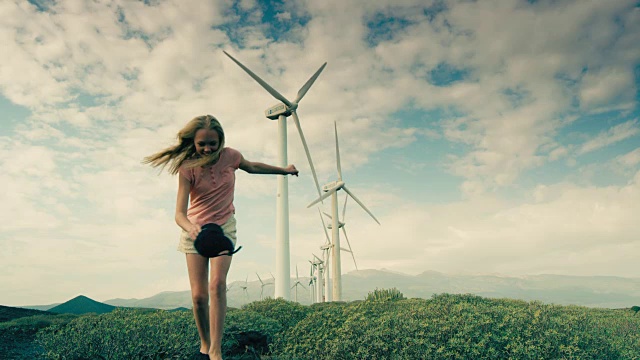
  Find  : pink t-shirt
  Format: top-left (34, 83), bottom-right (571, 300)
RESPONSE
top-left (178, 147), bottom-right (242, 226)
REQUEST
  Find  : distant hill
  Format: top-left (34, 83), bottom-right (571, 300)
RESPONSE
top-left (19, 303), bottom-right (60, 312)
top-left (0, 305), bottom-right (52, 322)
top-left (105, 291), bottom-right (192, 310)
top-left (98, 269), bottom-right (640, 310)
top-left (48, 295), bottom-right (116, 315)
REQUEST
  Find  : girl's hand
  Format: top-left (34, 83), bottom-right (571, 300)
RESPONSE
top-left (188, 224), bottom-right (202, 240)
top-left (285, 164), bottom-right (299, 176)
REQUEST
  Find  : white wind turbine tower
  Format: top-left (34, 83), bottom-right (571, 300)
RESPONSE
top-left (309, 254), bottom-right (325, 303)
top-left (317, 209), bottom-right (333, 302)
top-left (322, 193), bottom-right (359, 271)
top-left (307, 262), bottom-right (315, 304)
top-left (315, 254), bottom-right (327, 303)
top-left (290, 265), bottom-right (307, 303)
top-left (224, 51), bottom-right (326, 300)
top-left (308, 122), bottom-right (380, 301)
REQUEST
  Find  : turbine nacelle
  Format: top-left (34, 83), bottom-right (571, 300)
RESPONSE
top-left (265, 102), bottom-right (299, 120)
top-left (326, 222), bottom-right (345, 229)
top-left (322, 180), bottom-right (345, 193)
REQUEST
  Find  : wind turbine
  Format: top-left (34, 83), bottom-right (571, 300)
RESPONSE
top-left (290, 265), bottom-right (307, 303)
top-left (317, 209), bottom-right (333, 302)
top-left (309, 254), bottom-right (325, 303)
top-left (224, 51), bottom-right (326, 300)
top-left (308, 122), bottom-right (380, 301)
top-left (315, 254), bottom-right (327, 303)
top-left (323, 193), bottom-right (358, 271)
top-left (308, 261), bottom-right (316, 304)
top-left (256, 272), bottom-right (273, 300)
top-left (240, 275), bottom-right (249, 300)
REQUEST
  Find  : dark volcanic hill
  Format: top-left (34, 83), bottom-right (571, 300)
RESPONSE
top-left (0, 305), bottom-right (52, 322)
top-left (48, 295), bottom-right (116, 315)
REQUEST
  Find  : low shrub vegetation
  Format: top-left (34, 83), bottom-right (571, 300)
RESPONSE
top-left (32, 292), bottom-right (640, 359)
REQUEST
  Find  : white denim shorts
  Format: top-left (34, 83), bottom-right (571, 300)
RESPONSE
top-left (177, 215), bottom-right (237, 254)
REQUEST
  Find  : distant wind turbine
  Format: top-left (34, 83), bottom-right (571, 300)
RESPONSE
top-left (308, 122), bottom-right (380, 301)
top-left (308, 260), bottom-right (316, 304)
top-left (240, 275), bottom-right (249, 300)
top-left (256, 272), bottom-right (274, 300)
top-left (224, 51), bottom-right (326, 300)
top-left (309, 254), bottom-right (325, 303)
top-left (290, 265), bottom-right (307, 303)
top-left (317, 209), bottom-right (333, 302)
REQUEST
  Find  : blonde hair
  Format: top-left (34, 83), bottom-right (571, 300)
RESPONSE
top-left (143, 114), bottom-right (226, 174)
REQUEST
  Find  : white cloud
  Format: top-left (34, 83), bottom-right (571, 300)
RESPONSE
top-left (580, 67), bottom-right (636, 110)
top-left (578, 119), bottom-right (639, 155)
top-left (345, 171), bottom-right (640, 277)
top-left (615, 147), bottom-right (640, 168)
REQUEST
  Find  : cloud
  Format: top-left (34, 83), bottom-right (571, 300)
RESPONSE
top-left (578, 119), bottom-right (639, 155)
top-left (344, 171), bottom-right (640, 277)
top-left (580, 67), bottom-right (636, 110)
top-left (615, 147), bottom-right (640, 168)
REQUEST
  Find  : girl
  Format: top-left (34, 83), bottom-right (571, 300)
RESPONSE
top-left (143, 114), bottom-right (298, 360)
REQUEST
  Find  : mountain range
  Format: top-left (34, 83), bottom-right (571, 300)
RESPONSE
top-left (19, 269), bottom-right (640, 312)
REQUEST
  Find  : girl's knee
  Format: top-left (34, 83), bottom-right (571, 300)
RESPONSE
top-left (192, 292), bottom-right (208, 307)
top-left (209, 278), bottom-right (226, 295)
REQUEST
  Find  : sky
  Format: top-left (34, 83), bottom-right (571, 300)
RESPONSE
top-left (1, 0), bottom-right (639, 307)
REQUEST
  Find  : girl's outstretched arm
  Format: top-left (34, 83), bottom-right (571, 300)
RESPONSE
top-left (239, 155), bottom-right (298, 176)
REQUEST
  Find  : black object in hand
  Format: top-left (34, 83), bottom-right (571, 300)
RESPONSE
top-left (194, 223), bottom-right (242, 258)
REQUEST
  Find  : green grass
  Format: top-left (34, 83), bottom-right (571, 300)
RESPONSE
top-left (1, 314), bottom-right (79, 334)
top-left (28, 293), bottom-right (640, 359)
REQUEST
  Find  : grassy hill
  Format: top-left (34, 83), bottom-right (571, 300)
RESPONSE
top-left (0, 305), bottom-right (52, 322)
top-left (35, 293), bottom-right (640, 359)
top-left (48, 295), bottom-right (116, 315)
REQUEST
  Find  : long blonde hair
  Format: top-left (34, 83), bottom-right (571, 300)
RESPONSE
top-left (143, 114), bottom-right (226, 174)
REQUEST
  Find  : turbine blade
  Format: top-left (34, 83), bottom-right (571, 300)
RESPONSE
top-left (342, 226), bottom-right (358, 270)
top-left (291, 110), bottom-right (322, 199)
top-left (294, 62), bottom-right (327, 104)
top-left (307, 188), bottom-right (335, 208)
top-left (322, 211), bottom-right (332, 220)
top-left (342, 192), bottom-right (348, 221)
top-left (256, 272), bottom-right (263, 284)
top-left (334, 122), bottom-right (342, 181)
top-left (223, 51), bottom-right (292, 108)
top-left (319, 208), bottom-right (330, 243)
top-left (342, 185), bottom-right (380, 225)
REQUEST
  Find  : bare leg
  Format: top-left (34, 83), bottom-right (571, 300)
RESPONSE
top-left (208, 254), bottom-right (233, 360)
top-left (186, 254), bottom-right (210, 354)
